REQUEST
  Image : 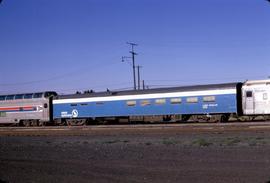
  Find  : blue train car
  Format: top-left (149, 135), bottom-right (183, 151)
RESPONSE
top-left (53, 83), bottom-right (241, 124)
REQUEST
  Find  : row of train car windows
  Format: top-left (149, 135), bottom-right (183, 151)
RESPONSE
top-left (127, 96), bottom-right (216, 107)
top-left (0, 93), bottom-right (43, 101)
top-left (69, 96), bottom-right (216, 107)
top-left (246, 91), bottom-right (268, 100)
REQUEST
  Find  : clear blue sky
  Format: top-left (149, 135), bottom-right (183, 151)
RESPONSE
top-left (0, 0), bottom-right (269, 94)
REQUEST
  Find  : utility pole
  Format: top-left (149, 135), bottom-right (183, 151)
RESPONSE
top-left (127, 42), bottom-right (138, 90)
top-left (137, 65), bottom-right (142, 90)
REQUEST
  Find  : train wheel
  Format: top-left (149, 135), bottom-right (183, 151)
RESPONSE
top-left (66, 119), bottom-right (86, 126)
top-left (221, 114), bottom-right (230, 122)
top-left (38, 121), bottom-right (46, 126)
top-left (31, 120), bottom-right (39, 126)
top-left (22, 120), bottom-right (31, 127)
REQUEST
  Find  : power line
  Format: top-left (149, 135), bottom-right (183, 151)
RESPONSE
top-left (55, 82), bottom-right (134, 93)
top-left (0, 60), bottom-right (120, 86)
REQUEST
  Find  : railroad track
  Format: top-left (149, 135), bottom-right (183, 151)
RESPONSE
top-left (1, 122), bottom-right (270, 136)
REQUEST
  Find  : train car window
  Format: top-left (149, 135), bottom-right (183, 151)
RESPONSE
top-left (203, 96), bottom-right (216, 102)
top-left (170, 98), bottom-right (182, 104)
top-left (127, 101), bottom-right (136, 106)
top-left (80, 103), bottom-right (88, 106)
top-left (33, 93), bottom-right (43, 98)
top-left (70, 104), bottom-right (77, 106)
top-left (15, 94), bottom-right (23, 99)
top-left (0, 96), bottom-right (6, 101)
top-left (141, 100), bottom-right (151, 106)
top-left (6, 95), bottom-right (15, 100)
top-left (246, 91), bottom-right (252, 98)
top-left (24, 94), bottom-right (33, 99)
top-left (44, 92), bottom-right (50, 98)
top-left (263, 93), bottom-right (268, 100)
top-left (0, 112), bottom-right (6, 117)
top-left (186, 97), bottom-right (198, 103)
top-left (45, 92), bottom-right (57, 98)
top-left (96, 102), bottom-right (104, 105)
top-left (155, 99), bottom-right (166, 105)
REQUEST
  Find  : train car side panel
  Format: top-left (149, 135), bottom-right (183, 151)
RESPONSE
top-left (53, 87), bottom-right (238, 119)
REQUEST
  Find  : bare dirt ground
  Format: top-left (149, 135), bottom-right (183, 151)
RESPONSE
top-left (1, 127), bottom-right (270, 183)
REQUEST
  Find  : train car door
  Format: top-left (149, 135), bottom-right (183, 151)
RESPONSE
top-left (244, 90), bottom-right (255, 114)
top-left (42, 98), bottom-right (52, 122)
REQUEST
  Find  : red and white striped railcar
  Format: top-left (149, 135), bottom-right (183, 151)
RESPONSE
top-left (0, 92), bottom-right (57, 126)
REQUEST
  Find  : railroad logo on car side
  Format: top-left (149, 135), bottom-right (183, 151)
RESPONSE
top-left (72, 109), bottom-right (79, 118)
top-left (61, 109), bottom-right (79, 118)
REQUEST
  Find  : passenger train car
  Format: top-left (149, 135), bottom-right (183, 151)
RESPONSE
top-left (242, 80), bottom-right (270, 115)
top-left (0, 79), bottom-right (270, 126)
top-left (53, 82), bottom-right (242, 125)
top-left (0, 91), bottom-right (57, 126)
